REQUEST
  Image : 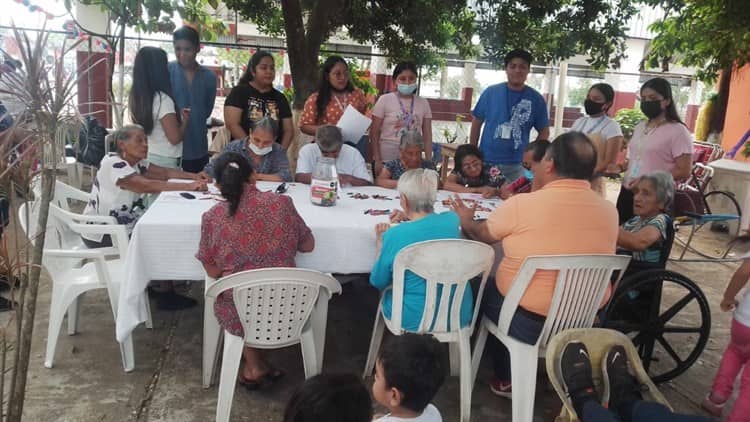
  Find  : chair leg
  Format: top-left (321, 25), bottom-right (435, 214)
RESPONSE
top-left (66, 296), bottom-right (81, 335)
top-left (363, 311), bottom-right (385, 378)
top-left (458, 330), bottom-right (473, 422)
top-left (203, 299), bottom-right (221, 388)
top-left (144, 293), bottom-right (154, 329)
top-left (120, 333), bottom-right (135, 373)
top-left (449, 342), bottom-right (461, 376)
top-left (45, 287), bottom-right (69, 368)
top-left (471, 319), bottom-right (489, 385)
top-left (216, 333), bottom-right (244, 422)
top-left (508, 343), bottom-right (539, 422)
top-left (300, 329), bottom-right (319, 379)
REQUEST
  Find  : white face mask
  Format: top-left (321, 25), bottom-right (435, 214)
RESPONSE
top-left (248, 142), bottom-right (272, 156)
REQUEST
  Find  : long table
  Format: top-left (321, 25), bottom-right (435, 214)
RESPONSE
top-left (114, 181), bottom-right (501, 370)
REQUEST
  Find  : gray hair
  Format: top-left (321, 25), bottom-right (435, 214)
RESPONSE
top-left (316, 125), bottom-right (344, 153)
top-left (639, 171), bottom-right (675, 209)
top-left (253, 116), bottom-right (280, 138)
top-left (397, 168), bottom-right (438, 213)
top-left (399, 130), bottom-right (424, 150)
top-left (113, 124), bottom-right (145, 153)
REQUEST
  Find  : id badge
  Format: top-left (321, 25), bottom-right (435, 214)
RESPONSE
top-left (500, 123), bottom-right (511, 139)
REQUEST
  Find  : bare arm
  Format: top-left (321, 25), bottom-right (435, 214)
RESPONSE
top-left (375, 168), bottom-right (397, 189)
top-left (224, 106), bottom-right (247, 140)
top-left (298, 233), bottom-right (315, 252)
top-left (596, 135), bottom-right (624, 174)
top-left (443, 173), bottom-right (497, 196)
top-left (617, 226), bottom-right (662, 252)
top-left (469, 118), bottom-right (483, 146)
top-left (369, 116), bottom-right (384, 163)
top-left (671, 154), bottom-right (693, 181)
top-left (300, 124), bottom-right (318, 136)
top-left (202, 262), bottom-right (222, 279)
top-left (160, 112), bottom-right (187, 146)
top-left (280, 118), bottom-right (294, 150)
top-left (536, 126), bottom-right (550, 141)
top-left (254, 173), bottom-right (284, 182)
top-left (144, 163), bottom-right (202, 181)
top-left (422, 117), bottom-right (433, 161)
top-left (722, 260), bottom-right (750, 311)
top-left (117, 174), bottom-right (204, 194)
top-left (295, 173), bottom-right (312, 184)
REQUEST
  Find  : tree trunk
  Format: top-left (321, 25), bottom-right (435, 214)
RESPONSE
top-left (115, 21), bottom-right (127, 127)
top-left (710, 66), bottom-right (732, 135)
top-left (6, 165), bottom-right (55, 422)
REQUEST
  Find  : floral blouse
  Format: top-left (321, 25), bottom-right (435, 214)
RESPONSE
top-left (450, 164), bottom-right (505, 188)
top-left (300, 89), bottom-right (367, 126)
top-left (383, 159), bottom-right (436, 180)
top-left (196, 185), bottom-right (313, 336)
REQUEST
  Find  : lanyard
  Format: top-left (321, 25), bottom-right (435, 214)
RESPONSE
top-left (584, 116), bottom-right (608, 133)
top-left (397, 95), bottom-right (415, 130)
top-left (332, 93), bottom-right (348, 113)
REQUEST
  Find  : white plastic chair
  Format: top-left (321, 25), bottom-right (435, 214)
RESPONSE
top-left (204, 268), bottom-right (342, 422)
top-left (362, 239), bottom-right (495, 422)
top-left (31, 176), bottom-right (90, 212)
top-left (17, 202), bottom-right (152, 371)
top-left (470, 254), bottom-right (631, 422)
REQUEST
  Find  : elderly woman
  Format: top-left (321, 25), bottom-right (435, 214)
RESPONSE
top-left (617, 171), bottom-right (674, 267)
top-left (375, 131), bottom-right (436, 189)
top-left (204, 116), bottom-right (291, 181)
top-left (370, 168), bottom-right (473, 331)
top-left (197, 151), bottom-right (314, 388)
top-left (444, 144), bottom-right (506, 198)
top-left (83, 124), bottom-right (208, 309)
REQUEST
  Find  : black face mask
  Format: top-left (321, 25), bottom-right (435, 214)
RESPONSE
top-left (640, 100), bottom-right (664, 119)
top-left (584, 99), bottom-right (606, 116)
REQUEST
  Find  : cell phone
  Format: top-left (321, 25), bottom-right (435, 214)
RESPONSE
top-left (275, 183), bottom-right (288, 194)
top-left (180, 192), bottom-right (196, 199)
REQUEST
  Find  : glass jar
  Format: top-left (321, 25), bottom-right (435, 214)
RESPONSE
top-left (310, 157), bottom-right (338, 206)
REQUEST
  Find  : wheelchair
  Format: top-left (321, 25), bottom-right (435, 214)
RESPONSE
top-left (602, 218), bottom-right (712, 383)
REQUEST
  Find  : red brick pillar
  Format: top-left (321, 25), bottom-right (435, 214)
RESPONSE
top-left (611, 91), bottom-right (637, 116)
top-left (77, 51), bottom-right (111, 127)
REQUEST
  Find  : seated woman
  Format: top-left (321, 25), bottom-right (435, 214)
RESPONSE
top-left (83, 124), bottom-right (208, 310)
top-left (204, 116), bottom-right (291, 181)
top-left (370, 168), bottom-right (473, 331)
top-left (197, 152), bottom-right (314, 388)
top-left (617, 171), bottom-right (674, 272)
top-left (375, 131), bottom-right (436, 189)
top-left (443, 144), bottom-right (506, 198)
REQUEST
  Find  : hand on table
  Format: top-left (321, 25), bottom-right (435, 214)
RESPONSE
top-left (499, 185), bottom-right (512, 200)
top-left (389, 209), bottom-right (408, 224)
top-left (186, 180), bottom-right (208, 192)
top-left (448, 194), bottom-right (476, 223)
top-left (476, 186), bottom-right (497, 198)
top-left (375, 222), bottom-right (390, 239)
top-left (194, 171), bottom-right (212, 183)
top-left (339, 174), bottom-right (354, 186)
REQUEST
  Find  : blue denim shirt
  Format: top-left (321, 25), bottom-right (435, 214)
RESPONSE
top-left (168, 61), bottom-right (217, 161)
top-left (204, 139), bottom-right (292, 181)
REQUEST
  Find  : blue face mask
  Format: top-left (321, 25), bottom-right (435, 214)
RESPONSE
top-left (523, 168), bottom-right (534, 181)
top-left (397, 83), bottom-right (418, 95)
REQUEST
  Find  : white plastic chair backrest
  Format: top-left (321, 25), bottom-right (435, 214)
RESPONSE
top-left (204, 268), bottom-right (342, 348)
top-left (53, 180), bottom-right (90, 212)
top-left (47, 204), bottom-right (128, 257)
top-left (17, 201), bottom-right (41, 246)
top-left (391, 239), bottom-right (495, 334)
top-left (497, 255), bottom-right (630, 348)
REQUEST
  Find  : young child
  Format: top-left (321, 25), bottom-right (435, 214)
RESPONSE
top-left (283, 373), bottom-right (373, 422)
top-left (372, 333), bottom-right (445, 422)
top-left (702, 237), bottom-right (750, 421)
top-left (501, 139), bottom-right (550, 197)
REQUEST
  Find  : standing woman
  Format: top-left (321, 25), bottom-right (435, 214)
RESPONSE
top-left (130, 46), bottom-right (189, 169)
top-left (570, 83), bottom-right (624, 196)
top-left (615, 77), bottom-right (693, 224)
top-left (223, 51), bottom-right (294, 150)
top-left (370, 62), bottom-right (433, 174)
top-left (300, 56), bottom-right (366, 136)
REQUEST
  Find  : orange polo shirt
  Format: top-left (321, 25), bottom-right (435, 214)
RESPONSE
top-left (487, 178), bottom-right (619, 316)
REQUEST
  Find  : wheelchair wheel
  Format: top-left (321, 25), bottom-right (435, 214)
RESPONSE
top-left (704, 190), bottom-right (743, 236)
top-left (602, 269), bottom-right (711, 383)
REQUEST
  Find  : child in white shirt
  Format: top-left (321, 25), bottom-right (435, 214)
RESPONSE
top-left (372, 334), bottom-right (445, 422)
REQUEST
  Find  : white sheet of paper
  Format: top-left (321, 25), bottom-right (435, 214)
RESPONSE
top-left (336, 105), bottom-right (372, 145)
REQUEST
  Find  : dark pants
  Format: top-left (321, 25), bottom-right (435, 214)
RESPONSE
top-left (480, 281), bottom-right (545, 380)
top-left (181, 155), bottom-right (209, 173)
top-left (82, 235), bottom-right (113, 249)
top-left (616, 186), bottom-right (635, 224)
top-left (582, 399), bottom-right (715, 422)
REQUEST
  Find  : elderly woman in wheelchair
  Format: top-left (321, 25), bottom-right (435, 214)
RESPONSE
top-left (616, 171), bottom-right (674, 275)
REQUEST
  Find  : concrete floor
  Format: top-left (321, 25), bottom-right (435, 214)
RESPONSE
top-left (5, 179), bottom-right (747, 421)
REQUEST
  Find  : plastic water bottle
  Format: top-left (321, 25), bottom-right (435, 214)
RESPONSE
top-left (310, 157), bottom-right (338, 206)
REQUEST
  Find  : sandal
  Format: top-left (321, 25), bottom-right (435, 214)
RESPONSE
top-left (237, 374), bottom-right (265, 391)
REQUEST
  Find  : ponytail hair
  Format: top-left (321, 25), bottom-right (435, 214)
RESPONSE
top-left (213, 152), bottom-right (253, 216)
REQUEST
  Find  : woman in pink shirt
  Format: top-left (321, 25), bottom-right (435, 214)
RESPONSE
top-left (615, 77), bottom-right (693, 223)
top-left (370, 62), bottom-right (433, 174)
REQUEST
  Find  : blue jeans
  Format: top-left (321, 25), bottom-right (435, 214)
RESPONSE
top-left (480, 281), bottom-right (545, 380)
top-left (582, 400), bottom-right (716, 422)
top-left (496, 163), bottom-right (523, 183)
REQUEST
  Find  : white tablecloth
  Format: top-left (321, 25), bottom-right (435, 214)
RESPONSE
top-left (115, 181), bottom-right (501, 343)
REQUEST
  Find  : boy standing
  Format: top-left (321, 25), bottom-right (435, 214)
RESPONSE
top-left (372, 334), bottom-right (445, 422)
top-left (169, 26), bottom-right (217, 173)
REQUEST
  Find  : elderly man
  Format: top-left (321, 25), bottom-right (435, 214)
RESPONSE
top-left (295, 125), bottom-right (372, 186)
top-left (469, 49), bottom-right (550, 182)
top-left (450, 131), bottom-right (619, 397)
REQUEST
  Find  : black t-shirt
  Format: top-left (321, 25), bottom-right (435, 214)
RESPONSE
top-left (224, 84), bottom-right (292, 143)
